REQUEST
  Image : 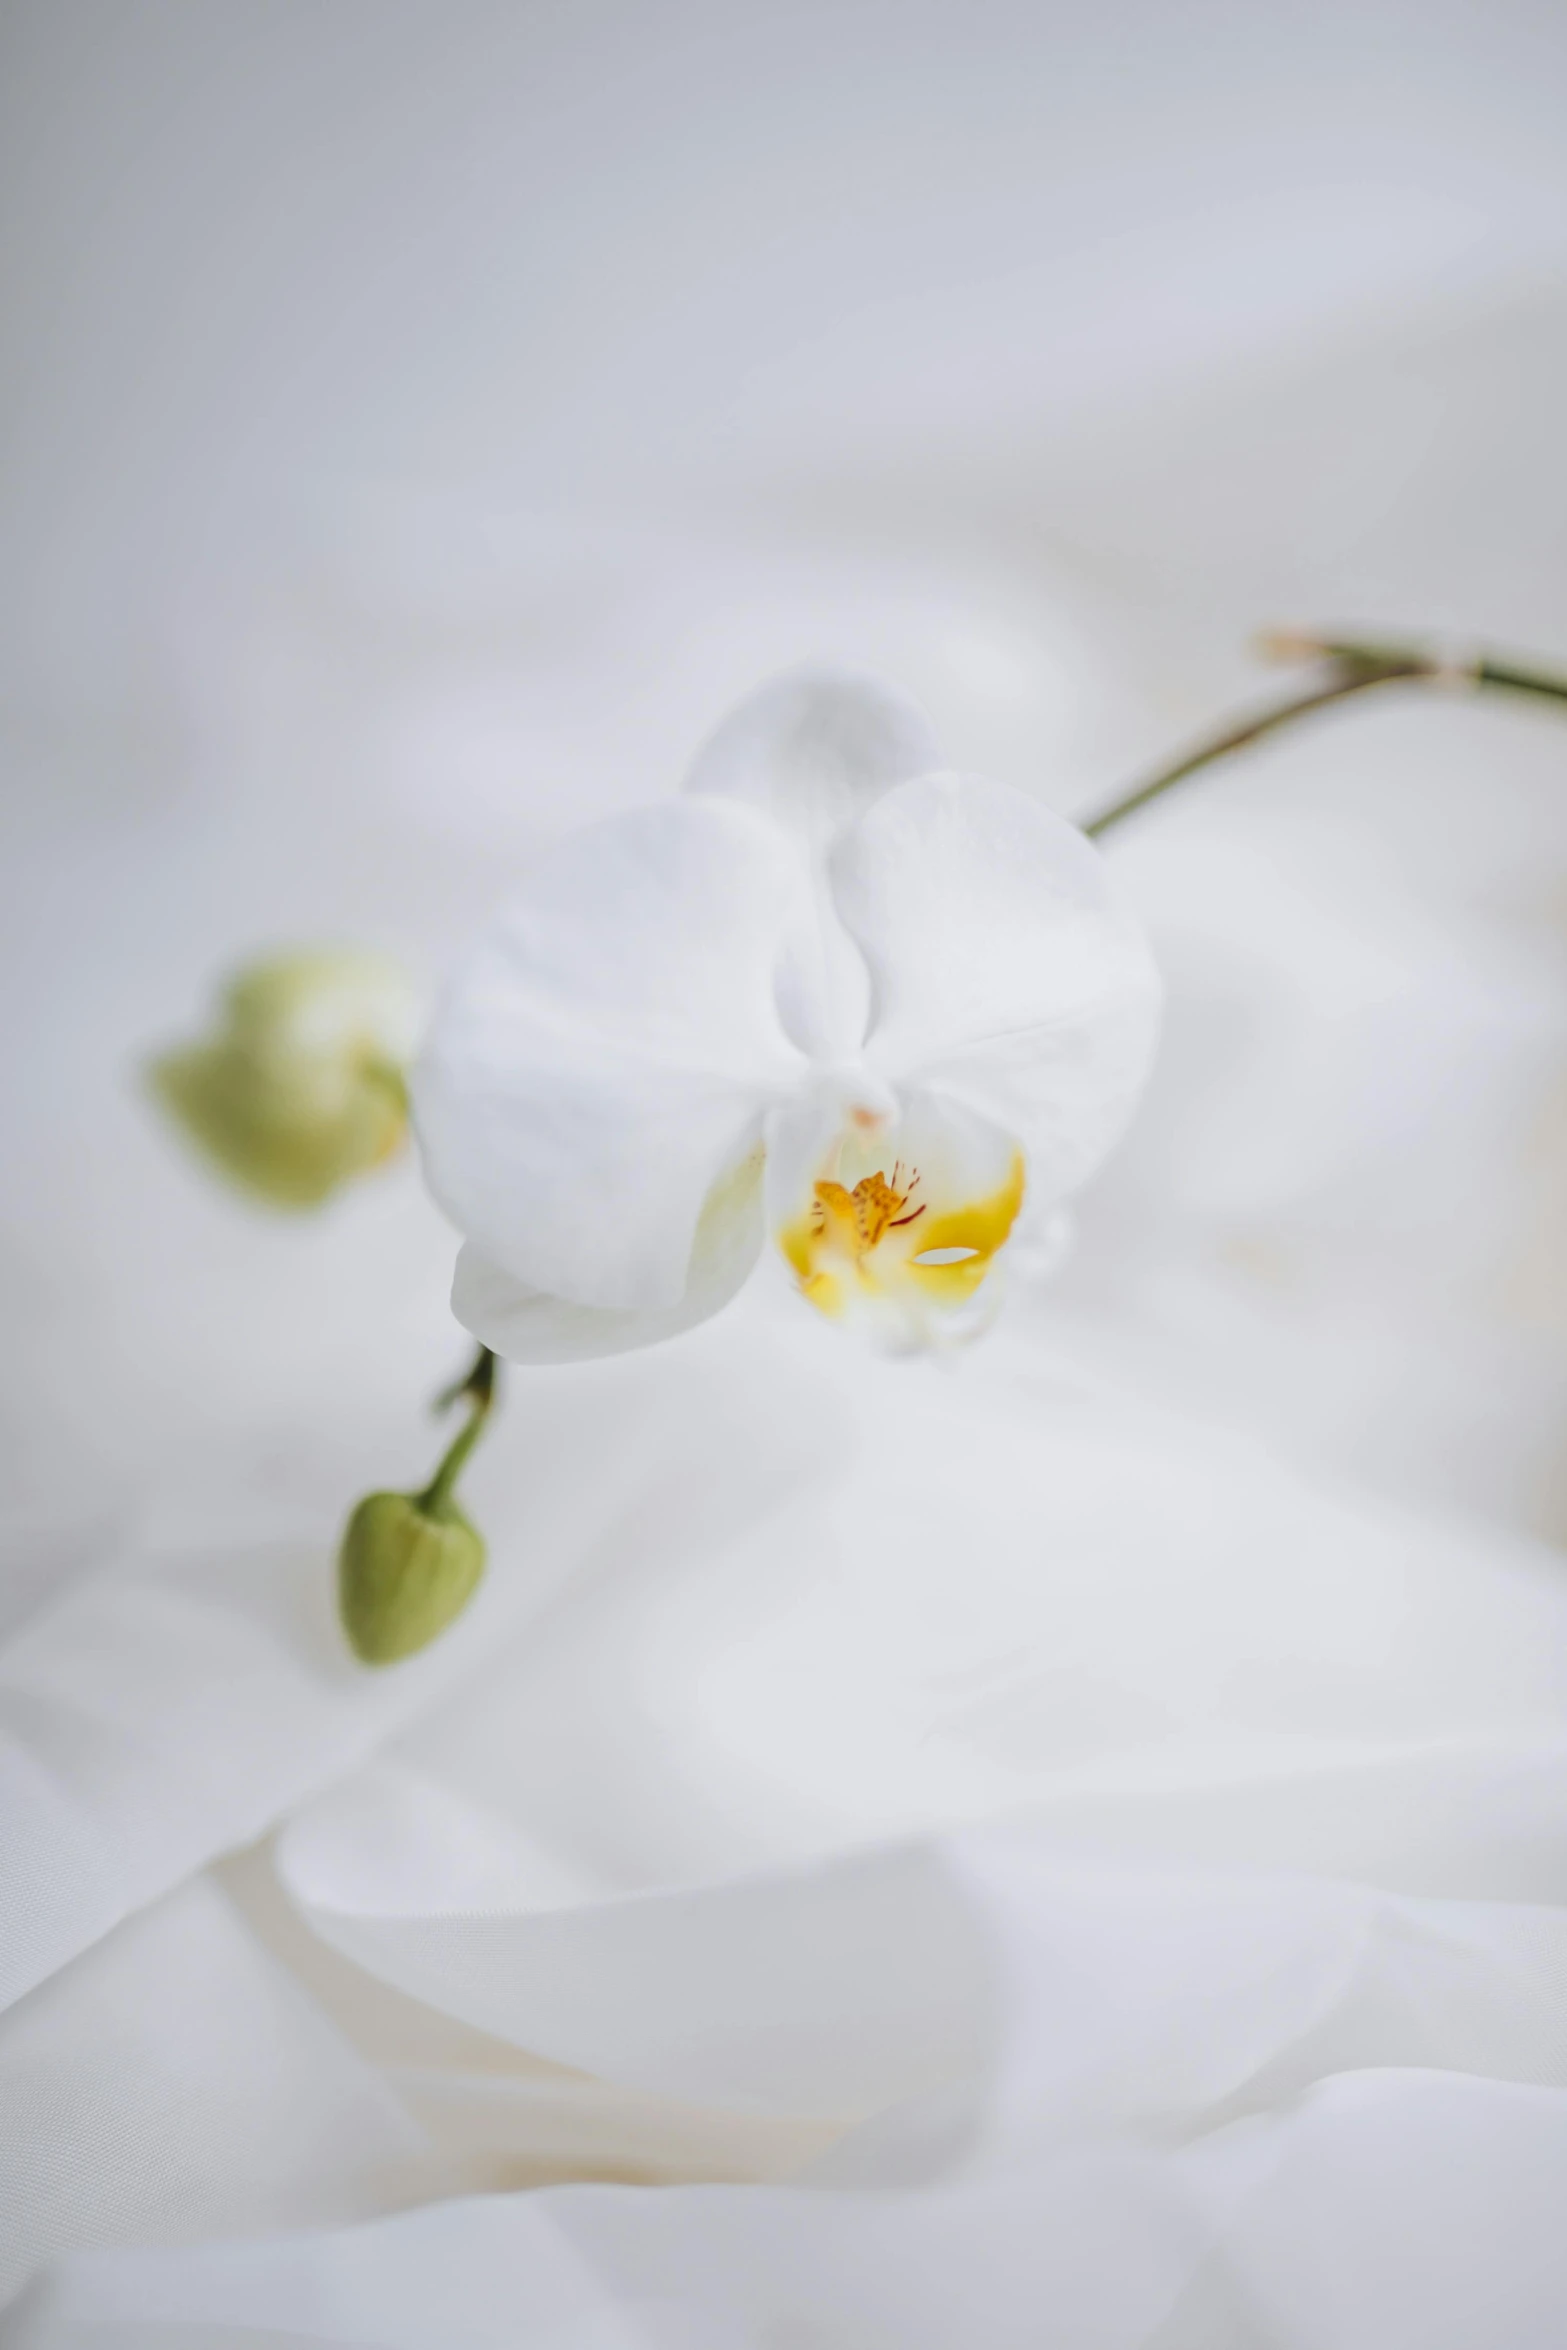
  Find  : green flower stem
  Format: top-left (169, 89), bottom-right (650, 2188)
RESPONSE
top-left (420, 1345), bottom-right (498, 1515)
top-left (1082, 632), bottom-right (1567, 841)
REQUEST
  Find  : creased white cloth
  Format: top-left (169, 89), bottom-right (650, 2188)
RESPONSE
top-left (9, 1297), bottom-right (1567, 2337)
top-left (5, 508), bottom-right (1567, 2333)
top-left (0, 1304), bottom-right (866, 2017)
top-left (5, 44), bottom-right (1567, 2320)
top-left (0, 1872), bottom-right (425, 2312)
top-left (12, 1846), bottom-right (1567, 2345)
top-left (253, 1304), bottom-right (1567, 2125)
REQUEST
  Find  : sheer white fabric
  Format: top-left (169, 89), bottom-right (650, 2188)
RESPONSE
top-left (7, 39), bottom-right (1567, 2323)
top-left (6, 1306), bottom-right (1567, 2334)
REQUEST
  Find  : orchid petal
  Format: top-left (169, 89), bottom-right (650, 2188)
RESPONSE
top-left (685, 665), bottom-right (940, 853)
top-left (452, 1142), bottom-right (765, 1362)
top-left (414, 800), bottom-right (804, 1312)
top-left (686, 668), bottom-right (940, 1065)
top-left (833, 773), bottom-right (1161, 1206)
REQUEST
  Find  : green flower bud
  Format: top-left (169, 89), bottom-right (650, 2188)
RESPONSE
top-left (149, 948), bottom-right (419, 1209)
top-left (339, 1349), bottom-right (496, 1666)
top-left (338, 1488), bottom-right (486, 1665)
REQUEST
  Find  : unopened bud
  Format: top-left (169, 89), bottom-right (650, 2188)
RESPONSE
top-left (338, 1488), bottom-right (486, 1665)
top-left (150, 948), bottom-right (419, 1208)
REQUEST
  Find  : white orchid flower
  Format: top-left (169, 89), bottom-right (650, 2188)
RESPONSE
top-left (413, 670), bottom-right (1161, 1360)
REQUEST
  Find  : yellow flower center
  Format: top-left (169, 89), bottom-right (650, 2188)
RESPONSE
top-left (780, 1151), bottom-right (1025, 1324)
top-left (813, 1165), bottom-right (927, 1250)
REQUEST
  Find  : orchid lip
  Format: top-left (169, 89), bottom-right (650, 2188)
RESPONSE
top-left (777, 1138), bottom-right (1027, 1341)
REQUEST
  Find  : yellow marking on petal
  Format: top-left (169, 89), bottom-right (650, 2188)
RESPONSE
top-left (812, 1178), bottom-right (860, 1236)
top-left (801, 1269), bottom-right (844, 1318)
top-left (778, 1152), bottom-right (1024, 1320)
top-left (905, 1153), bottom-right (1026, 1302)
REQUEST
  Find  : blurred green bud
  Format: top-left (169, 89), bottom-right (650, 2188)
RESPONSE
top-left (150, 948), bottom-right (420, 1209)
top-left (338, 1488), bottom-right (486, 1665)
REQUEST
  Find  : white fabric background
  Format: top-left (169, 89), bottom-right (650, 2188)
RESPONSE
top-left (4, 1), bottom-right (1567, 2339)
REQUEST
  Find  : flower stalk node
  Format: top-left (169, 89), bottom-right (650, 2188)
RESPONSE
top-left (1086, 630), bottom-right (1567, 839)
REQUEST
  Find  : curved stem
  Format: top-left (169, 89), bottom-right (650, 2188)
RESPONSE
top-left (1082, 633), bottom-right (1567, 841)
top-left (420, 1344), bottom-right (497, 1515)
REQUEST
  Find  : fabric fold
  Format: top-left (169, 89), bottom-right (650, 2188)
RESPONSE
top-left (0, 1309), bottom-right (846, 2020)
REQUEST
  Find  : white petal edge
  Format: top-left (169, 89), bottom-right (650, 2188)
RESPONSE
top-left (451, 1142), bottom-right (766, 1363)
top-left (685, 665), bottom-right (941, 854)
top-left (832, 772), bottom-right (1162, 1207)
top-left (414, 798), bottom-right (805, 1312)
